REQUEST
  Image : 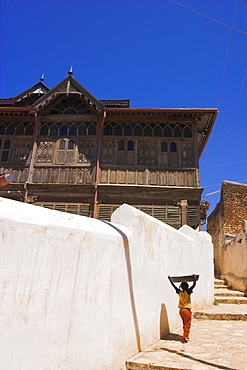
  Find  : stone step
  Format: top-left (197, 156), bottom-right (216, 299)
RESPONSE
top-left (216, 296), bottom-right (247, 304)
top-left (214, 279), bottom-right (226, 286)
top-left (214, 284), bottom-right (228, 289)
top-left (194, 303), bottom-right (247, 321)
top-left (214, 288), bottom-right (245, 297)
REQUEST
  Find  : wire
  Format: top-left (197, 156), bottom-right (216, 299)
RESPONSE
top-left (203, 179), bottom-right (247, 188)
top-left (201, 159), bottom-right (247, 170)
top-left (212, 67), bottom-right (247, 181)
top-left (216, 1), bottom-right (238, 107)
top-left (168, 0), bottom-right (247, 35)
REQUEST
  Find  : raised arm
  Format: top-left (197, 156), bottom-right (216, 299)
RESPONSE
top-left (189, 274), bottom-right (197, 291)
top-left (168, 276), bottom-right (180, 293)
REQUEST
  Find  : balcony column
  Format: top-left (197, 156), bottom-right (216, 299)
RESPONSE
top-left (181, 199), bottom-right (188, 225)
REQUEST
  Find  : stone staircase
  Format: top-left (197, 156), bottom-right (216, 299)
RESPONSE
top-left (193, 278), bottom-right (247, 321)
top-left (126, 279), bottom-right (247, 370)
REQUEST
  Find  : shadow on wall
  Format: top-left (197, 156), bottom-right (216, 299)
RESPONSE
top-left (160, 303), bottom-right (170, 339)
top-left (101, 220), bottom-right (141, 351)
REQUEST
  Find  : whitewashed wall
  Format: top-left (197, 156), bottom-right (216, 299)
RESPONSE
top-left (0, 198), bottom-right (214, 370)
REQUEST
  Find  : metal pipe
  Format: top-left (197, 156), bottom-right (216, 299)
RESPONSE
top-left (93, 111), bottom-right (106, 218)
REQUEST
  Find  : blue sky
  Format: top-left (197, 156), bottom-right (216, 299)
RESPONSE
top-left (0, 0), bottom-right (246, 218)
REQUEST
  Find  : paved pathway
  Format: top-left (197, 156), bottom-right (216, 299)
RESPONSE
top-left (126, 280), bottom-right (247, 370)
top-left (127, 319), bottom-right (247, 370)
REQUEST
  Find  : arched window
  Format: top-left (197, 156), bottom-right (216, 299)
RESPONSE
top-left (40, 124), bottom-right (49, 136)
top-left (118, 140), bottom-right (125, 150)
top-left (88, 124), bottom-right (96, 135)
top-left (0, 139), bottom-right (11, 162)
top-left (25, 124), bottom-right (34, 136)
top-left (144, 125), bottom-right (152, 136)
top-left (79, 124), bottom-right (86, 136)
top-left (127, 140), bottom-right (134, 151)
top-left (174, 126), bottom-right (182, 137)
top-left (68, 139), bottom-right (75, 150)
top-left (184, 126), bottom-right (192, 138)
top-left (16, 124), bottom-right (24, 135)
top-left (56, 139), bottom-right (75, 164)
top-left (170, 142), bottom-right (177, 152)
top-left (104, 124), bottom-right (112, 135)
top-left (134, 126), bottom-right (142, 136)
top-left (59, 139), bottom-right (66, 150)
top-left (59, 124), bottom-right (68, 136)
top-left (154, 126), bottom-right (162, 137)
top-left (6, 124), bottom-right (14, 135)
top-left (49, 98), bottom-right (92, 115)
top-left (124, 125), bottom-right (132, 136)
top-left (69, 124), bottom-right (77, 136)
top-left (64, 108), bottom-right (77, 114)
top-left (0, 124), bottom-right (5, 135)
top-left (164, 125), bottom-right (172, 137)
top-left (50, 124), bottom-right (58, 136)
top-left (114, 125), bottom-right (122, 135)
top-left (161, 141), bottom-right (168, 152)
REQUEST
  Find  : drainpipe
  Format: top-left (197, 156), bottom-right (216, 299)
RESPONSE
top-left (93, 111), bottom-right (106, 218)
top-left (24, 112), bottom-right (39, 202)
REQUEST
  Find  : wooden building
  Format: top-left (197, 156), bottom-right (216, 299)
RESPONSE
top-left (0, 72), bottom-right (218, 228)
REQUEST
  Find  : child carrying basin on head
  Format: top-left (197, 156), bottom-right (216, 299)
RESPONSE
top-left (168, 274), bottom-right (197, 343)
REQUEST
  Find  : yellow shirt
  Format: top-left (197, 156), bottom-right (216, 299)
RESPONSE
top-left (178, 291), bottom-right (192, 309)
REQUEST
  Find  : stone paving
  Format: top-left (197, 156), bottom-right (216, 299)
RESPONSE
top-left (127, 319), bottom-right (247, 370)
top-left (126, 280), bottom-right (247, 370)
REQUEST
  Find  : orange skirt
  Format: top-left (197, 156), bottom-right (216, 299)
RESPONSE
top-left (179, 308), bottom-right (192, 339)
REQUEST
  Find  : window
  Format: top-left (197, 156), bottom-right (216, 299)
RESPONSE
top-left (170, 142), bottom-right (177, 152)
top-left (49, 98), bottom-right (92, 115)
top-left (114, 125), bottom-right (122, 135)
top-left (6, 124), bottom-right (14, 135)
top-left (40, 121), bottom-right (97, 137)
top-left (161, 141), bottom-right (168, 152)
top-left (56, 139), bottom-right (75, 164)
top-left (127, 140), bottom-right (134, 151)
top-left (0, 139), bottom-right (11, 162)
top-left (124, 125), bottom-right (132, 136)
top-left (118, 140), bottom-right (125, 150)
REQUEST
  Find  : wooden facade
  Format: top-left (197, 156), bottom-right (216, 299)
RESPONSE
top-left (0, 73), bottom-right (218, 228)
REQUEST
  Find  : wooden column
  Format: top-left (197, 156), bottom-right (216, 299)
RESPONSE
top-left (24, 112), bottom-right (40, 202)
top-left (181, 199), bottom-right (188, 225)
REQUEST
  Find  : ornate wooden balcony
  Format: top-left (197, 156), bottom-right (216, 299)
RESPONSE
top-left (0, 165), bottom-right (199, 187)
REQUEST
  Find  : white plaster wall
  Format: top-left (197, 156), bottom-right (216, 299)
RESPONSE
top-left (0, 198), bottom-right (214, 370)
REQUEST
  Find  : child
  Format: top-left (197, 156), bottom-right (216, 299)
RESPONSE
top-left (168, 274), bottom-right (197, 343)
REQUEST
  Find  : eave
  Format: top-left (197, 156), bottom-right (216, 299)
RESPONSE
top-left (105, 107), bottom-right (218, 157)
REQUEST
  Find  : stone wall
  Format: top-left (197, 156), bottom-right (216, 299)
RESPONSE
top-left (220, 221), bottom-right (247, 294)
top-left (0, 197), bottom-right (214, 370)
top-left (207, 181), bottom-right (247, 282)
top-left (222, 181), bottom-right (247, 234)
top-left (207, 201), bottom-right (225, 278)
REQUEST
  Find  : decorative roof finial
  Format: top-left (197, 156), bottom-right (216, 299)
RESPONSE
top-left (40, 74), bottom-right (45, 82)
top-left (68, 66), bottom-right (73, 76)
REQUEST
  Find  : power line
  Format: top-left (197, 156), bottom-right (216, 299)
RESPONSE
top-left (201, 159), bottom-right (247, 170)
top-left (203, 179), bottom-right (247, 188)
top-left (168, 0), bottom-right (247, 35)
top-left (211, 67), bottom-right (247, 181)
top-left (216, 0), bottom-right (238, 107)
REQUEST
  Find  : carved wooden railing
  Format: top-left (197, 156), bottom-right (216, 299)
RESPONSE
top-left (1, 165), bottom-right (199, 187)
top-left (98, 167), bottom-right (198, 187)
